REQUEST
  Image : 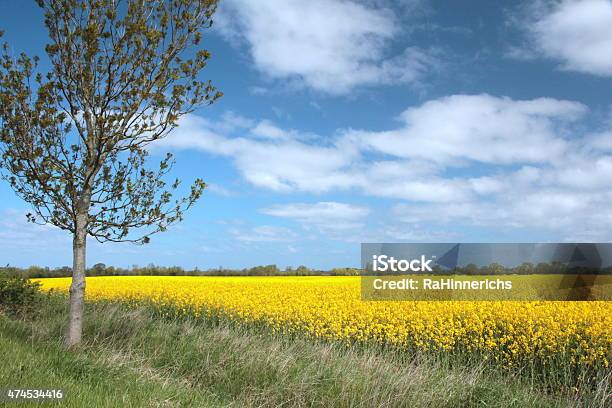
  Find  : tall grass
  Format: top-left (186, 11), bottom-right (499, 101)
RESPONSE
top-left (1, 294), bottom-right (607, 407)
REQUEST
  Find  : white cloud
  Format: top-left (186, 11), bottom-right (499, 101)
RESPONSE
top-left (160, 95), bottom-right (586, 199)
top-left (215, 0), bottom-right (438, 94)
top-left (515, 0), bottom-right (612, 76)
top-left (261, 202), bottom-right (370, 232)
top-left (379, 226), bottom-right (460, 242)
top-left (347, 94), bottom-right (586, 165)
top-left (157, 92), bottom-right (612, 240)
top-left (392, 162), bottom-right (612, 237)
top-left (157, 114), bottom-right (360, 193)
top-left (469, 177), bottom-right (505, 195)
top-left (589, 131), bottom-right (612, 152)
top-left (365, 173), bottom-right (474, 203)
top-left (0, 209), bottom-right (70, 251)
top-left (230, 225), bottom-right (297, 243)
top-left (547, 155), bottom-right (612, 190)
top-left (205, 183), bottom-right (236, 197)
top-left (251, 120), bottom-right (290, 140)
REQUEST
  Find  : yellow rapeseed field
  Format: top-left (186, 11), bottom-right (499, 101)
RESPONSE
top-left (36, 276), bottom-right (611, 369)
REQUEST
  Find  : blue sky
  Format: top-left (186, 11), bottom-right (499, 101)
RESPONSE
top-left (1, 0), bottom-right (611, 269)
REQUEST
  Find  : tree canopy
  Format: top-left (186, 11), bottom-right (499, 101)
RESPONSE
top-left (0, 0), bottom-right (222, 244)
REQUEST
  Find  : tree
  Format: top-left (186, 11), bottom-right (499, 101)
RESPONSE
top-left (487, 262), bottom-right (505, 275)
top-left (0, 0), bottom-right (222, 346)
top-left (463, 263), bottom-right (479, 275)
top-left (90, 262), bottom-right (107, 275)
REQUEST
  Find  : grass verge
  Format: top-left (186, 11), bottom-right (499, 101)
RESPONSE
top-left (0, 295), bottom-right (606, 407)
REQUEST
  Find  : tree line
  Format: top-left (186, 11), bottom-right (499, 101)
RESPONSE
top-left (363, 262), bottom-right (612, 275)
top-left (4, 261), bottom-right (609, 279)
top-left (0, 264), bottom-right (362, 278)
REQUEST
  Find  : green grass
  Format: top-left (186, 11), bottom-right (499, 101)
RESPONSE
top-left (0, 296), bottom-right (604, 407)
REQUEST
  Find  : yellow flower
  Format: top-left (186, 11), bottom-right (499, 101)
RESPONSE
top-left (35, 276), bottom-right (612, 369)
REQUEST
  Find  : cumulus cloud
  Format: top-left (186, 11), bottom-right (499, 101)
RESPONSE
top-left (394, 188), bottom-right (612, 239)
top-left (347, 94), bottom-right (586, 165)
top-left (0, 209), bottom-right (69, 251)
top-left (251, 120), bottom-right (290, 140)
top-left (392, 159), bottom-right (612, 238)
top-left (205, 183), bottom-right (236, 197)
top-left (159, 94), bottom-right (586, 195)
top-left (261, 202), bottom-right (370, 232)
top-left (214, 0), bottom-right (438, 94)
top-left (513, 0), bottom-right (612, 76)
top-left (157, 93), bottom-right (612, 239)
top-left (230, 225), bottom-right (298, 243)
top-left (589, 131), bottom-right (612, 152)
top-left (156, 114), bottom-right (360, 193)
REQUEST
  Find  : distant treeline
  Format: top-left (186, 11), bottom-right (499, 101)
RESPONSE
top-left (446, 262), bottom-right (612, 275)
top-left (364, 262), bottom-right (612, 276)
top-left (0, 264), bottom-right (362, 279)
top-left (2, 262), bottom-right (609, 279)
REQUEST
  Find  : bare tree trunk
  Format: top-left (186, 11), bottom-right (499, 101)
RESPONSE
top-left (65, 211), bottom-right (88, 347)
